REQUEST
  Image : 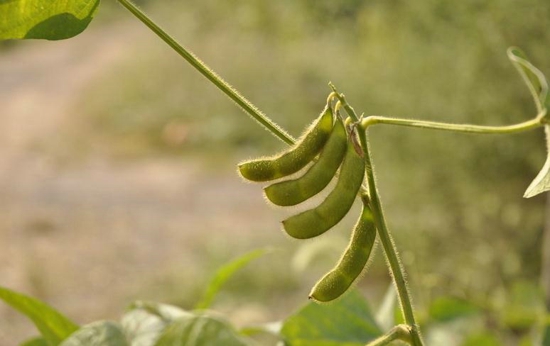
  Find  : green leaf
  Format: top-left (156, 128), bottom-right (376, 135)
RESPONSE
top-left (525, 125), bottom-right (550, 198)
top-left (509, 48), bottom-right (550, 198)
top-left (60, 321), bottom-right (128, 346)
top-left (281, 289), bottom-right (382, 346)
top-left (121, 301), bottom-right (191, 346)
top-left (507, 47), bottom-right (549, 114)
top-left (428, 296), bottom-right (479, 322)
top-left (0, 286), bottom-right (79, 345)
top-left (154, 313), bottom-right (252, 346)
top-left (20, 337), bottom-right (49, 346)
top-left (0, 0), bottom-right (100, 41)
top-left (195, 248), bottom-right (270, 310)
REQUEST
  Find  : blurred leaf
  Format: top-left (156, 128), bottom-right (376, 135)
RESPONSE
top-left (122, 301), bottom-right (192, 346)
top-left (501, 281), bottom-right (545, 330)
top-left (375, 284), bottom-right (398, 331)
top-left (195, 248), bottom-right (270, 310)
top-left (240, 322), bottom-right (283, 344)
top-left (0, 286), bottom-right (78, 345)
top-left (507, 47), bottom-right (549, 113)
top-left (461, 332), bottom-right (500, 346)
top-left (428, 296), bottom-right (479, 323)
top-left (20, 337), bottom-right (48, 346)
top-left (291, 236), bottom-right (347, 273)
top-left (154, 313), bottom-right (252, 346)
top-left (281, 289), bottom-right (382, 346)
top-left (542, 319), bottom-right (550, 346)
top-left (60, 321), bottom-right (127, 346)
top-left (0, 0), bottom-right (100, 40)
top-left (239, 324), bottom-right (284, 346)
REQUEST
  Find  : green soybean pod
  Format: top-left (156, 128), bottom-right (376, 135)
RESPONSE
top-left (308, 204), bottom-right (376, 302)
top-left (282, 136), bottom-right (365, 239)
top-left (263, 117), bottom-right (348, 206)
top-left (238, 106), bottom-right (334, 182)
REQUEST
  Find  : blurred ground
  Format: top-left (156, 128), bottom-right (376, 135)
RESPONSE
top-left (0, 20), bottom-right (304, 345)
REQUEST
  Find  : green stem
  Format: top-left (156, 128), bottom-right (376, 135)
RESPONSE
top-left (113, 3), bottom-right (543, 343)
top-left (332, 90), bottom-right (424, 346)
top-left (116, 0), bottom-right (295, 145)
top-left (361, 114), bottom-right (543, 134)
top-left (329, 84), bottom-right (546, 345)
top-left (366, 325), bottom-right (412, 346)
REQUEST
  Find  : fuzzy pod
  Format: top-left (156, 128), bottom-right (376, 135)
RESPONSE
top-left (309, 204), bottom-right (376, 302)
top-left (264, 116), bottom-right (347, 206)
top-left (282, 135), bottom-right (365, 239)
top-left (238, 106), bottom-right (334, 182)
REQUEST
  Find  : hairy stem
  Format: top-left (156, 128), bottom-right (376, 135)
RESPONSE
top-left (366, 325), bottom-right (412, 346)
top-left (116, 0), bottom-right (295, 145)
top-left (114, 3), bottom-right (545, 343)
top-left (331, 90), bottom-right (424, 346)
top-left (329, 80), bottom-right (545, 344)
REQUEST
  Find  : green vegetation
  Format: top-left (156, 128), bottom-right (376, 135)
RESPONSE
top-left (1, 0), bottom-right (549, 344)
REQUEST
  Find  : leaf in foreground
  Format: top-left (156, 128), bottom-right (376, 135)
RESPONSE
top-left (0, 0), bottom-right (100, 41)
top-left (60, 321), bottom-right (128, 346)
top-left (281, 289), bottom-right (382, 346)
top-left (121, 301), bottom-right (191, 346)
top-left (0, 285), bottom-right (78, 345)
top-left (155, 313), bottom-right (252, 346)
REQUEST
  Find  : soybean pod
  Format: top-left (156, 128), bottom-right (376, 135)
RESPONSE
top-left (264, 117), bottom-right (348, 206)
top-left (309, 203), bottom-right (376, 302)
top-left (238, 106), bottom-right (334, 182)
top-left (282, 133), bottom-right (365, 239)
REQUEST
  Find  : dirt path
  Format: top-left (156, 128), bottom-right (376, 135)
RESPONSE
top-left (0, 20), bottom-right (283, 345)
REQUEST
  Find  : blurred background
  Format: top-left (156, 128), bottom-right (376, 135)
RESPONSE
top-left (0, 0), bottom-right (549, 344)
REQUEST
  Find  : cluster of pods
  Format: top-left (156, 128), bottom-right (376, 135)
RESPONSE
top-left (238, 100), bottom-right (377, 302)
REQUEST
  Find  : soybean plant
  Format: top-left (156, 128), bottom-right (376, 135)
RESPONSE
top-left (103, 2), bottom-right (550, 345)
top-left (240, 98), bottom-right (367, 241)
top-left (2, 1), bottom-right (549, 345)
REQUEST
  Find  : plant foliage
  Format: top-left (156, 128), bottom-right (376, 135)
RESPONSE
top-left (0, 0), bottom-right (100, 40)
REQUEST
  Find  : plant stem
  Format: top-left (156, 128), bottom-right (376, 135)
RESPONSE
top-left (361, 114), bottom-right (543, 134)
top-left (329, 84), bottom-right (546, 345)
top-left (114, 4), bottom-right (544, 343)
top-left (116, 0), bottom-right (295, 145)
top-left (366, 325), bottom-right (412, 346)
top-left (332, 90), bottom-right (424, 346)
